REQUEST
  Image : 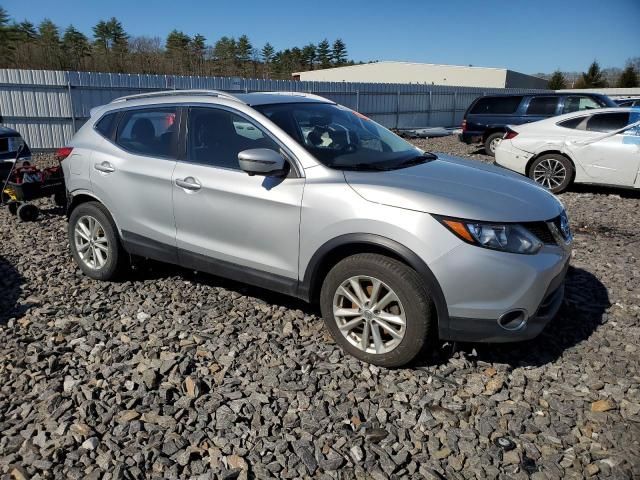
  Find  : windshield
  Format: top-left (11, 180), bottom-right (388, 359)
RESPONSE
top-left (254, 102), bottom-right (431, 170)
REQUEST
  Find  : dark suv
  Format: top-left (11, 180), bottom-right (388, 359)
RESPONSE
top-left (460, 93), bottom-right (617, 156)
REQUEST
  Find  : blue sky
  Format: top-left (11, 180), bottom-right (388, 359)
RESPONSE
top-left (4, 0), bottom-right (639, 74)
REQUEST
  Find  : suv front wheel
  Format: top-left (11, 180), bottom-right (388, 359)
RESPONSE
top-left (68, 201), bottom-right (127, 280)
top-left (320, 253), bottom-right (433, 367)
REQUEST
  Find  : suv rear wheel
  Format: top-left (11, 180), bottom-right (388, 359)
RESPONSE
top-left (484, 132), bottom-right (504, 157)
top-left (68, 201), bottom-right (127, 280)
top-left (320, 253), bottom-right (433, 367)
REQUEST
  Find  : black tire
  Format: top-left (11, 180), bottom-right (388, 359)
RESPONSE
top-left (17, 203), bottom-right (39, 222)
top-left (68, 201), bottom-right (128, 280)
top-left (320, 253), bottom-right (433, 367)
top-left (484, 132), bottom-right (504, 157)
top-left (528, 154), bottom-right (574, 194)
top-left (53, 191), bottom-right (67, 207)
top-left (8, 202), bottom-right (19, 216)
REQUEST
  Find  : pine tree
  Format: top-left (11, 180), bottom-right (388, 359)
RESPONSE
top-left (332, 38), bottom-right (347, 66)
top-left (237, 34), bottom-right (252, 76)
top-left (190, 34), bottom-right (206, 75)
top-left (301, 43), bottom-right (316, 70)
top-left (38, 19), bottom-right (63, 69)
top-left (617, 64), bottom-right (639, 88)
top-left (317, 39), bottom-right (331, 69)
top-left (213, 36), bottom-right (237, 76)
top-left (165, 30), bottom-right (191, 74)
top-left (547, 70), bottom-right (567, 90)
top-left (62, 26), bottom-right (91, 70)
top-left (14, 21), bottom-right (37, 41)
top-left (0, 7), bottom-right (15, 66)
top-left (579, 61), bottom-right (608, 88)
top-left (261, 42), bottom-right (275, 78)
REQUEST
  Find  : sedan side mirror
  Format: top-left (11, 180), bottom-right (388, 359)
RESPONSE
top-left (238, 148), bottom-right (286, 176)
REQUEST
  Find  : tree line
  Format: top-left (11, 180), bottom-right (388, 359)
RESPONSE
top-left (545, 60), bottom-right (639, 89)
top-left (0, 7), bottom-right (354, 78)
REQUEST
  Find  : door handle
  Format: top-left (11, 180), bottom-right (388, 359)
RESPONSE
top-left (94, 161), bottom-right (115, 173)
top-left (175, 177), bottom-right (201, 191)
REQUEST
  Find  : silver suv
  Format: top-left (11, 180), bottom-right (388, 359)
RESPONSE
top-left (61, 90), bottom-right (572, 367)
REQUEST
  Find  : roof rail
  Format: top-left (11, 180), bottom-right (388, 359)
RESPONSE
top-left (258, 91), bottom-right (331, 102)
top-left (110, 89), bottom-right (244, 104)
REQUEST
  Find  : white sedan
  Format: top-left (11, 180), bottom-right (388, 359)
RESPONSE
top-left (495, 107), bottom-right (640, 193)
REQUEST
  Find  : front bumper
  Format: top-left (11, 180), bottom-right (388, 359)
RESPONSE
top-left (441, 259), bottom-right (568, 342)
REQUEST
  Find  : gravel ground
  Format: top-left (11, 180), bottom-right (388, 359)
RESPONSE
top-left (1, 138), bottom-right (639, 479)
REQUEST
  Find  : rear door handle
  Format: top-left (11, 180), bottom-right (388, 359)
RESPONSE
top-left (94, 161), bottom-right (115, 173)
top-left (175, 177), bottom-right (201, 191)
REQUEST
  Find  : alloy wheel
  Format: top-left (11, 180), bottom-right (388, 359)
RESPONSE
top-left (533, 158), bottom-right (567, 189)
top-left (332, 275), bottom-right (407, 354)
top-left (489, 137), bottom-right (501, 153)
top-left (74, 215), bottom-right (109, 269)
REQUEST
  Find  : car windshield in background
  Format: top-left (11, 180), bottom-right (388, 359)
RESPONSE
top-left (254, 102), bottom-right (431, 170)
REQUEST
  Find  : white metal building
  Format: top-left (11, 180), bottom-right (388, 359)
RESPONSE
top-left (293, 61), bottom-right (548, 89)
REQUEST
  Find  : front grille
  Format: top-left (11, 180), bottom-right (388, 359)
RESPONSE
top-left (523, 221), bottom-right (556, 245)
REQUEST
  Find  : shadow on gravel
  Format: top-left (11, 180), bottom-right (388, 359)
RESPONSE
top-left (0, 255), bottom-right (30, 323)
top-left (567, 183), bottom-right (640, 199)
top-left (128, 259), bottom-right (317, 314)
top-left (454, 266), bottom-right (610, 368)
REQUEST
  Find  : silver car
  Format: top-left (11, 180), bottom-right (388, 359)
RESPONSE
top-left (60, 90), bottom-right (572, 367)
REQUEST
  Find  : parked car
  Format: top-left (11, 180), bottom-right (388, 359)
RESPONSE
top-left (60, 90), bottom-right (572, 367)
top-left (460, 93), bottom-right (617, 156)
top-left (0, 124), bottom-right (32, 181)
top-left (495, 107), bottom-right (640, 193)
top-left (614, 98), bottom-right (640, 107)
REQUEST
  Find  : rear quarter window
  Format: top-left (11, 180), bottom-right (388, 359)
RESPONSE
top-left (469, 96), bottom-right (523, 115)
top-left (95, 112), bottom-right (118, 138)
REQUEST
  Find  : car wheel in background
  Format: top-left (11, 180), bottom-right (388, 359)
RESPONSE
top-left (17, 203), bottom-right (39, 222)
top-left (529, 154), bottom-right (573, 194)
top-left (484, 132), bottom-right (504, 157)
top-left (320, 253), bottom-right (433, 367)
top-left (68, 201), bottom-right (127, 280)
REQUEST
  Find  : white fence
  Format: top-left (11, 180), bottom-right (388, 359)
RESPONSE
top-left (0, 68), bottom-right (550, 150)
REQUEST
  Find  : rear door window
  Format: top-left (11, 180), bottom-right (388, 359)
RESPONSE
top-left (585, 112), bottom-right (631, 133)
top-left (116, 107), bottom-right (178, 158)
top-left (526, 97), bottom-right (559, 116)
top-left (562, 96), bottom-right (603, 114)
top-left (469, 96), bottom-right (523, 114)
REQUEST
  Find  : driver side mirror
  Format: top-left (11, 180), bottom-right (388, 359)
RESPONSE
top-left (238, 148), bottom-right (286, 177)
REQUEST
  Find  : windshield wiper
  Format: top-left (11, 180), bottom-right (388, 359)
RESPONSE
top-left (334, 162), bottom-right (391, 171)
top-left (389, 153), bottom-right (437, 170)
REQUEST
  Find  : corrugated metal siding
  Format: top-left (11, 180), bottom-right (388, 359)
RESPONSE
top-left (0, 68), bottom-right (550, 150)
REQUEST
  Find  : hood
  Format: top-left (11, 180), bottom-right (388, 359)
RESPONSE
top-left (0, 126), bottom-right (20, 137)
top-left (344, 154), bottom-right (563, 222)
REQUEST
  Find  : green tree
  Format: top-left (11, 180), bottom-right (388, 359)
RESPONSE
top-left (547, 70), bottom-right (567, 90)
top-left (331, 38), bottom-right (347, 66)
top-left (0, 7), bottom-right (15, 66)
top-left (261, 42), bottom-right (275, 78)
top-left (62, 25), bottom-right (91, 70)
top-left (617, 64), bottom-right (639, 88)
top-left (190, 34), bottom-right (206, 74)
top-left (579, 61), bottom-right (608, 88)
top-left (317, 38), bottom-right (331, 69)
top-left (301, 43), bottom-right (316, 70)
top-left (165, 29), bottom-right (191, 73)
top-left (14, 20), bottom-right (37, 41)
top-left (38, 19), bottom-right (63, 69)
top-left (236, 34), bottom-right (252, 76)
top-left (213, 36), bottom-right (237, 75)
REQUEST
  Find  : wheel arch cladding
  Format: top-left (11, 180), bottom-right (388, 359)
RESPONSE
top-left (67, 192), bottom-right (102, 218)
top-left (300, 233), bottom-right (450, 335)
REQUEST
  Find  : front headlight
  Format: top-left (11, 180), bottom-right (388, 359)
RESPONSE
top-left (437, 217), bottom-right (543, 254)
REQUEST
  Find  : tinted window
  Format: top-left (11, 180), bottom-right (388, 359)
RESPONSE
top-left (470, 96), bottom-right (523, 114)
top-left (558, 116), bottom-right (586, 130)
top-left (562, 96), bottom-right (603, 114)
top-left (526, 97), bottom-right (559, 115)
top-left (116, 107), bottom-right (178, 157)
top-left (586, 112), bottom-right (631, 133)
top-left (187, 107), bottom-right (280, 169)
top-left (95, 113), bottom-right (117, 138)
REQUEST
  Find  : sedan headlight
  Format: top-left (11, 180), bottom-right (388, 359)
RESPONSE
top-left (437, 217), bottom-right (543, 254)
